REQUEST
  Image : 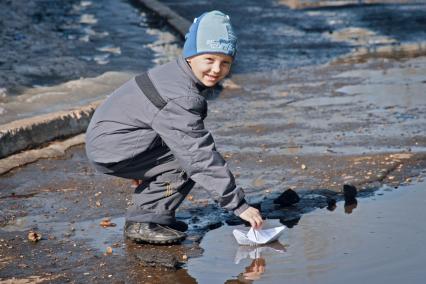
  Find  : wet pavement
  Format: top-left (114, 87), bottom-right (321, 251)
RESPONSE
top-left (0, 0), bottom-right (181, 124)
top-left (1, 0), bottom-right (426, 283)
top-left (162, 0), bottom-right (426, 72)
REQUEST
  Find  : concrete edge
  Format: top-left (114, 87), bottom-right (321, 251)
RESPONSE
top-left (0, 101), bottom-right (101, 159)
top-left (0, 134), bottom-right (85, 175)
top-left (0, 0), bottom-right (191, 169)
top-left (136, 0), bottom-right (191, 37)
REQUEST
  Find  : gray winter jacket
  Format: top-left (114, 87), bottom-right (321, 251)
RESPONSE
top-left (85, 56), bottom-right (249, 216)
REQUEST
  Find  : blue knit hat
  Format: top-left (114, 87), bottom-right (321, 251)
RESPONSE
top-left (183, 10), bottom-right (237, 59)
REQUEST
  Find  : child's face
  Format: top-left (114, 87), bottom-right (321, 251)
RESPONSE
top-left (187, 53), bottom-right (233, 87)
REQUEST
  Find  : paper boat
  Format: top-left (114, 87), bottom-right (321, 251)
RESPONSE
top-left (233, 226), bottom-right (286, 246)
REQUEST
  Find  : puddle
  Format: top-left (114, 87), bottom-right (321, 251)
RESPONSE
top-left (334, 57), bottom-right (426, 108)
top-left (188, 181), bottom-right (426, 283)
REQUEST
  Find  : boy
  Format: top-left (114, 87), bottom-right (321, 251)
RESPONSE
top-left (85, 10), bottom-right (263, 244)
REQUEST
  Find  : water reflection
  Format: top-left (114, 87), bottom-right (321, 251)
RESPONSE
top-left (226, 241), bottom-right (287, 283)
top-left (344, 197), bottom-right (358, 214)
top-left (237, 258), bottom-right (266, 283)
top-left (327, 199), bottom-right (337, 211)
top-left (280, 217), bottom-right (301, 228)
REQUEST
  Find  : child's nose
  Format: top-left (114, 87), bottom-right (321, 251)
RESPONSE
top-left (212, 62), bottom-right (221, 73)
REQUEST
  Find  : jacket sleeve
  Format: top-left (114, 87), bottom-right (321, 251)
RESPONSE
top-left (151, 96), bottom-right (249, 216)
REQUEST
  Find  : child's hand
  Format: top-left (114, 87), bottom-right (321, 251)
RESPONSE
top-left (239, 206), bottom-right (264, 229)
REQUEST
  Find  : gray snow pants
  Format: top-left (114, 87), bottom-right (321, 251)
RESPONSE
top-left (91, 146), bottom-right (195, 225)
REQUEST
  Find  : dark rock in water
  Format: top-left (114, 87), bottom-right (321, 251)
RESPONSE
top-left (343, 184), bottom-right (357, 201)
top-left (135, 250), bottom-right (181, 269)
top-left (225, 217), bottom-right (244, 226)
top-left (326, 198), bottom-right (337, 211)
top-left (274, 189), bottom-right (300, 207)
top-left (279, 217), bottom-right (301, 228)
top-left (208, 221), bottom-right (223, 230)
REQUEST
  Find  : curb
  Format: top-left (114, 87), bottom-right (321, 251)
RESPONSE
top-left (136, 0), bottom-right (191, 37)
top-left (0, 101), bottom-right (101, 159)
top-left (0, 134), bottom-right (85, 175)
top-left (0, 0), bottom-right (190, 171)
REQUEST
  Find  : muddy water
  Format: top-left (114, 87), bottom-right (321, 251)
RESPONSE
top-left (189, 181), bottom-right (426, 283)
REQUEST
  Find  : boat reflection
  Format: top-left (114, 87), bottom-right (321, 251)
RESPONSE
top-left (224, 241), bottom-right (287, 283)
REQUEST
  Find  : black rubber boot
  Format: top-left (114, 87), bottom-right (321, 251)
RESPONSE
top-left (124, 222), bottom-right (186, 244)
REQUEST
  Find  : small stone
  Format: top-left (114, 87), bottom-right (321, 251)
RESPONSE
top-left (106, 247), bottom-right (113, 254)
top-left (28, 231), bottom-right (42, 242)
top-left (182, 254), bottom-right (188, 261)
top-left (274, 189), bottom-right (300, 206)
top-left (301, 164), bottom-right (307, 170)
top-left (95, 201), bottom-right (101, 207)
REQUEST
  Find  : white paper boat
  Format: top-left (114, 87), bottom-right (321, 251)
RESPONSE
top-left (233, 226), bottom-right (286, 246)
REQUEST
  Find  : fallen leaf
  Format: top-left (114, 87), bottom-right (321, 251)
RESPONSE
top-left (100, 218), bottom-right (116, 228)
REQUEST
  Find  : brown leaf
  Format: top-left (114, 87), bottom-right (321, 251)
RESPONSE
top-left (100, 218), bottom-right (116, 228)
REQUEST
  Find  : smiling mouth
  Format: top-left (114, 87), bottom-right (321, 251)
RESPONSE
top-left (205, 74), bottom-right (219, 81)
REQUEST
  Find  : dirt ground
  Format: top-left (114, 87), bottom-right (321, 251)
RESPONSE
top-left (1, 48), bottom-right (426, 282)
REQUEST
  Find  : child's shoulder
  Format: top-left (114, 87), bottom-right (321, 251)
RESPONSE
top-left (148, 57), bottom-right (202, 101)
